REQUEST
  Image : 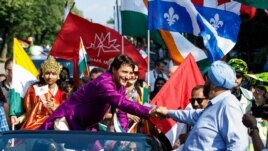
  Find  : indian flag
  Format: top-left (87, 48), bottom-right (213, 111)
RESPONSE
top-left (113, 111), bottom-right (124, 133)
top-left (120, 0), bottom-right (164, 46)
top-left (234, 0), bottom-right (268, 9)
top-left (10, 38), bottom-right (39, 116)
top-left (78, 37), bottom-right (88, 78)
top-left (113, 111), bottom-right (137, 133)
top-left (17, 39), bottom-right (29, 48)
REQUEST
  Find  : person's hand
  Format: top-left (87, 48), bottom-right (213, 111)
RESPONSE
top-left (149, 106), bottom-right (169, 119)
top-left (179, 133), bottom-right (188, 145)
top-left (128, 114), bottom-right (140, 123)
top-left (155, 106), bottom-right (169, 118)
top-left (149, 107), bottom-right (158, 117)
top-left (103, 113), bottom-right (113, 120)
top-left (242, 111), bottom-right (257, 128)
top-left (11, 116), bottom-right (20, 125)
top-left (47, 98), bottom-right (58, 111)
top-left (142, 81), bottom-right (149, 88)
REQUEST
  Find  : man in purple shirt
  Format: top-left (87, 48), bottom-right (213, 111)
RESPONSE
top-left (41, 55), bottom-right (154, 131)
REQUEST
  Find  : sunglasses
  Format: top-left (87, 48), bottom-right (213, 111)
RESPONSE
top-left (190, 98), bottom-right (206, 104)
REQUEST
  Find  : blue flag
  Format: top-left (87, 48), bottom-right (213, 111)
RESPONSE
top-left (148, 0), bottom-right (241, 61)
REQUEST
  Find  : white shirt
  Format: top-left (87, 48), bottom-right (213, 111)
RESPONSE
top-left (145, 69), bottom-right (168, 92)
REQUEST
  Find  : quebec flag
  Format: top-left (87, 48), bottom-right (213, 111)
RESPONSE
top-left (148, 0), bottom-right (241, 61)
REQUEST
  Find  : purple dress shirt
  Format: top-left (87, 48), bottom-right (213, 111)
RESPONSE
top-left (40, 71), bottom-right (150, 131)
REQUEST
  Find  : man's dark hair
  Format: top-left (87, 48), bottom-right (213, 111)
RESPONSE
top-left (108, 55), bottom-right (134, 72)
top-left (4, 57), bottom-right (13, 69)
top-left (155, 59), bottom-right (166, 67)
top-left (60, 67), bottom-right (70, 81)
top-left (90, 68), bottom-right (104, 77)
top-left (191, 85), bottom-right (204, 96)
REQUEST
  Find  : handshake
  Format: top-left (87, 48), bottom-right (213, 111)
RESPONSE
top-left (149, 107), bottom-right (169, 119)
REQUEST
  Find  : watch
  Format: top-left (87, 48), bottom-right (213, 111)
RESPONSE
top-left (248, 126), bottom-right (259, 136)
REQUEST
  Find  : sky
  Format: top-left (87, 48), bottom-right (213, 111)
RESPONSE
top-left (75, 0), bottom-right (117, 26)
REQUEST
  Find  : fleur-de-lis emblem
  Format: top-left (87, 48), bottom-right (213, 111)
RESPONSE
top-left (203, 34), bottom-right (211, 44)
top-left (210, 14), bottom-right (223, 30)
top-left (164, 7), bottom-right (179, 26)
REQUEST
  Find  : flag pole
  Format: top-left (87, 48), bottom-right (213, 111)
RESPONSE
top-left (128, 122), bottom-right (138, 133)
top-left (115, 0), bottom-right (120, 34)
top-left (85, 61), bottom-right (89, 76)
top-left (115, 0), bottom-right (124, 54)
top-left (122, 37), bottom-right (124, 54)
top-left (63, 0), bottom-right (75, 22)
top-left (63, 0), bottom-right (69, 21)
top-left (83, 48), bottom-right (90, 75)
top-left (11, 124), bottom-right (15, 147)
top-left (73, 49), bottom-right (79, 89)
top-left (70, 1), bottom-right (75, 12)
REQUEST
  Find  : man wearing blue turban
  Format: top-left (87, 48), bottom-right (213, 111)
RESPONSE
top-left (155, 61), bottom-right (248, 150)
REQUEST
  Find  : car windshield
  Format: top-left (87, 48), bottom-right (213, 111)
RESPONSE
top-left (0, 131), bottom-right (162, 151)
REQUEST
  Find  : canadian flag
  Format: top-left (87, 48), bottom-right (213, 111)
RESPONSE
top-left (50, 13), bottom-right (148, 80)
top-left (192, 0), bottom-right (257, 19)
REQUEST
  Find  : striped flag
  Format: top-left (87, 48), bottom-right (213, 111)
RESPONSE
top-left (113, 112), bottom-right (138, 133)
top-left (160, 31), bottom-right (207, 64)
top-left (10, 38), bottom-right (39, 117)
top-left (148, 0), bottom-right (241, 61)
top-left (140, 87), bottom-right (149, 105)
top-left (120, 0), bottom-right (165, 46)
top-left (192, 0), bottom-right (257, 19)
top-left (121, 0), bottom-right (207, 64)
top-left (17, 39), bottom-right (29, 48)
top-left (113, 111), bottom-right (124, 133)
top-left (78, 37), bottom-right (88, 78)
top-left (234, 0), bottom-right (268, 9)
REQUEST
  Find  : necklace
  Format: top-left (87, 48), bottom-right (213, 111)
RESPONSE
top-left (49, 85), bottom-right (58, 96)
top-left (126, 88), bottom-right (138, 102)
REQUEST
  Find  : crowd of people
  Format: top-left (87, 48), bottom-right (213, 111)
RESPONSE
top-left (0, 53), bottom-right (268, 151)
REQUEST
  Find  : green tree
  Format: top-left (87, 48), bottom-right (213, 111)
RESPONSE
top-left (0, 0), bottom-right (33, 60)
top-left (106, 17), bottom-right (114, 25)
top-left (0, 0), bottom-right (82, 60)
